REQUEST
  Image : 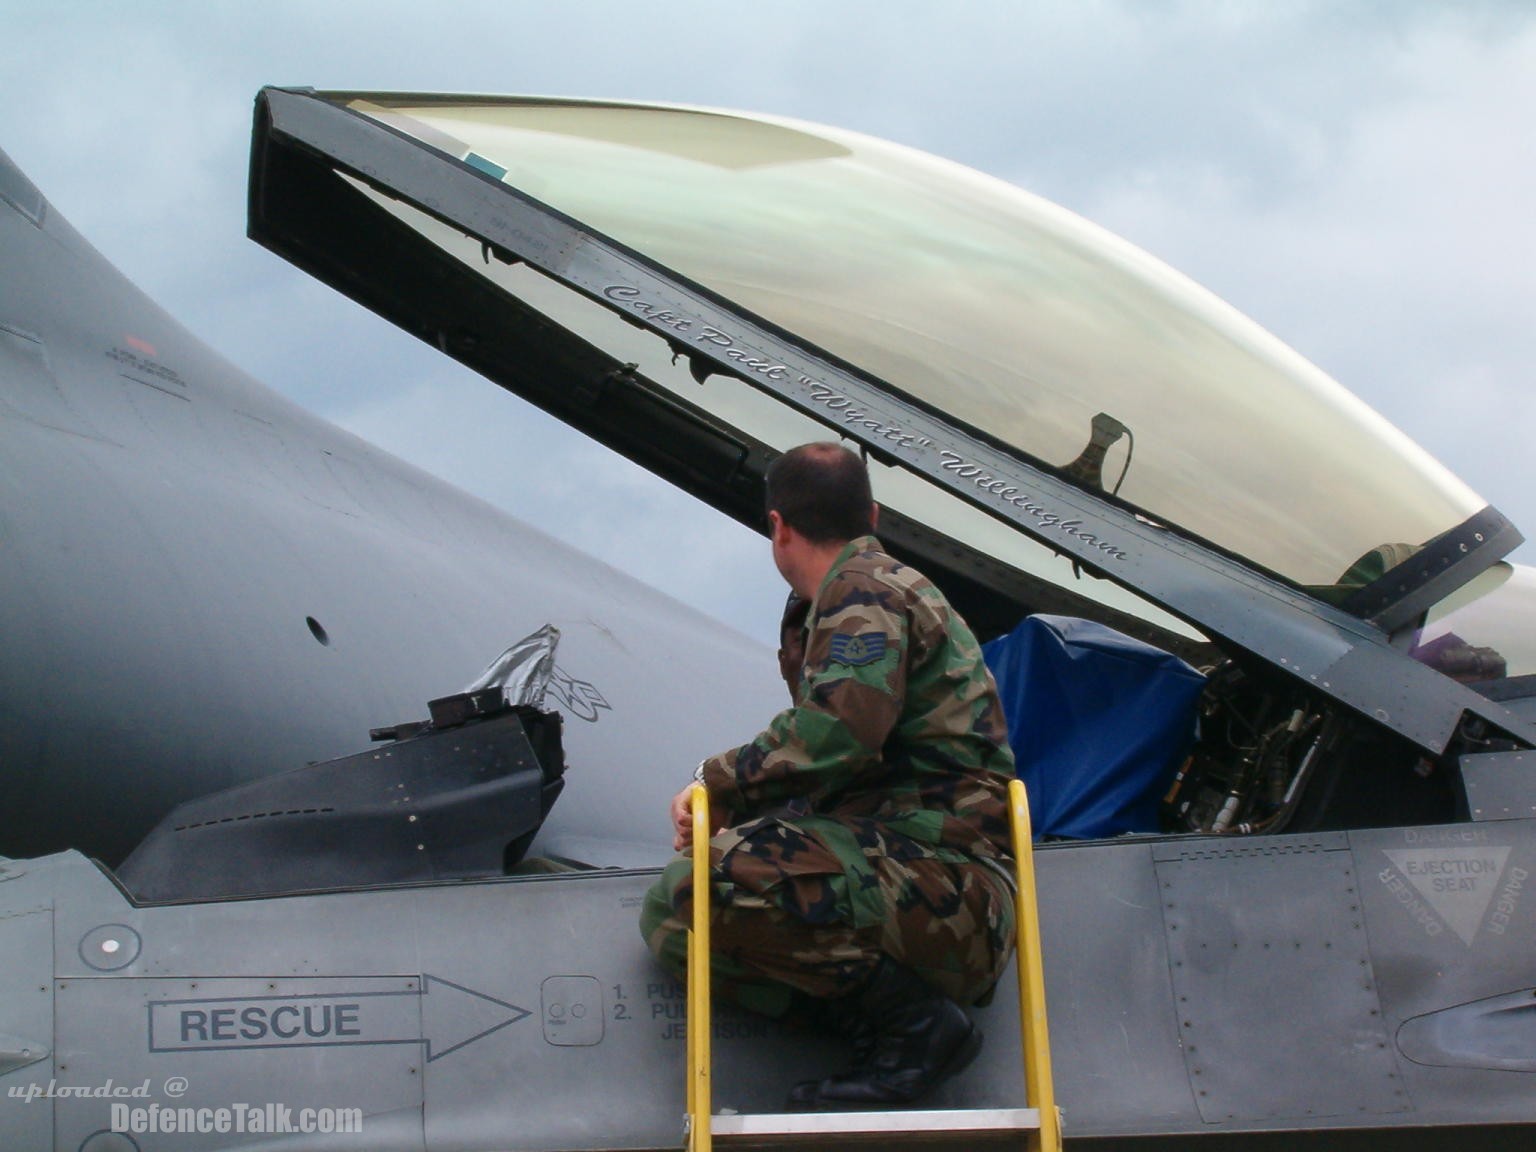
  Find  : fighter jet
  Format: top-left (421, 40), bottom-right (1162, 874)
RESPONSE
top-left (1, 89), bottom-right (1533, 1149)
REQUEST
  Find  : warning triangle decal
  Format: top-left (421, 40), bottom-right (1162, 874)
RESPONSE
top-left (1383, 847), bottom-right (1511, 946)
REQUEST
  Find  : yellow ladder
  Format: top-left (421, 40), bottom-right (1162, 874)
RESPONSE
top-left (684, 779), bottom-right (1062, 1150)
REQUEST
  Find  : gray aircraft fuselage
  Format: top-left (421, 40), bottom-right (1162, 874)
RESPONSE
top-left (0, 142), bottom-right (781, 872)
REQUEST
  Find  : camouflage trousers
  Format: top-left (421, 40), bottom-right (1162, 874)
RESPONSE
top-left (639, 814), bottom-right (1016, 1018)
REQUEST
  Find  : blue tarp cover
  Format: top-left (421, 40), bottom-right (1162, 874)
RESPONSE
top-left (982, 615), bottom-right (1205, 840)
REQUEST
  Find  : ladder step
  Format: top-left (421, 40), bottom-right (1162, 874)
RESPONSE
top-left (710, 1106), bottom-right (1040, 1146)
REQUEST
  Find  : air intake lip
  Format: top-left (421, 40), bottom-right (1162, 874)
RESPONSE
top-left (1398, 987), bottom-right (1536, 1072)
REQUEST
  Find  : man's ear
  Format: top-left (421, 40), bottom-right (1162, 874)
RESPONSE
top-left (768, 509), bottom-right (787, 544)
top-left (870, 503), bottom-right (880, 533)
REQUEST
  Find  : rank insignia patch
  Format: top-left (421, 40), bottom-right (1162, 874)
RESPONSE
top-left (828, 632), bottom-right (888, 667)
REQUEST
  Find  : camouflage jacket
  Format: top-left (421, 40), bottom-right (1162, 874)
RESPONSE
top-left (700, 536), bottom-right (1016, 861)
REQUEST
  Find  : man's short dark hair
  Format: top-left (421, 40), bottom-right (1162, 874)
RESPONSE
top-left (765, 443), bottom-right (874, 544)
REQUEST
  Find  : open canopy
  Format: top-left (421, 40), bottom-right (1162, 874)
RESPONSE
top-left (343, 95), bottom-right (1489, 595)
top-left (248, 88), bottom-right (1528, 753)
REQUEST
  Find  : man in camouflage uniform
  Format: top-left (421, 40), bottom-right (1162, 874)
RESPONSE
top-left (640, 442), bottom-right (1018, 1109)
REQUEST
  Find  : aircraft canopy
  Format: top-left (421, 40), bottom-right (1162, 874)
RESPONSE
top-left (336, 95), bottom-right (1485, 599)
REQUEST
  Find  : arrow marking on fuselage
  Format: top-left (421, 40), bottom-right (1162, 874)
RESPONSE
top-left (147, 975), bottom-right (529, 1062)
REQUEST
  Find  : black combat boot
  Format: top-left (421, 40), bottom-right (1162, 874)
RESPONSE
top-left (787, 957), bottom-right (983, 1110)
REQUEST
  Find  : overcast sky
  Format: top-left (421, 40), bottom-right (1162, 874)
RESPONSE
top-left (3, 1), bottom-right (1533, 646)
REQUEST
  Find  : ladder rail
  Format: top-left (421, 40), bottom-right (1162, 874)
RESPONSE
top-left (1009, 777), bottom-right (1061, 1152)
top-left (688, 783), bottom-right (713, 1152)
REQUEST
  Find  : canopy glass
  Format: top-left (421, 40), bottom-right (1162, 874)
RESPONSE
top-left (340, 95), bottom-right (1484, 601)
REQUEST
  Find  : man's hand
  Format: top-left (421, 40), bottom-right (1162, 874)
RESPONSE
top-left (671, 784), bottom-right (731, 852)
top-left (670, 785), bottom-right (696, 852)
